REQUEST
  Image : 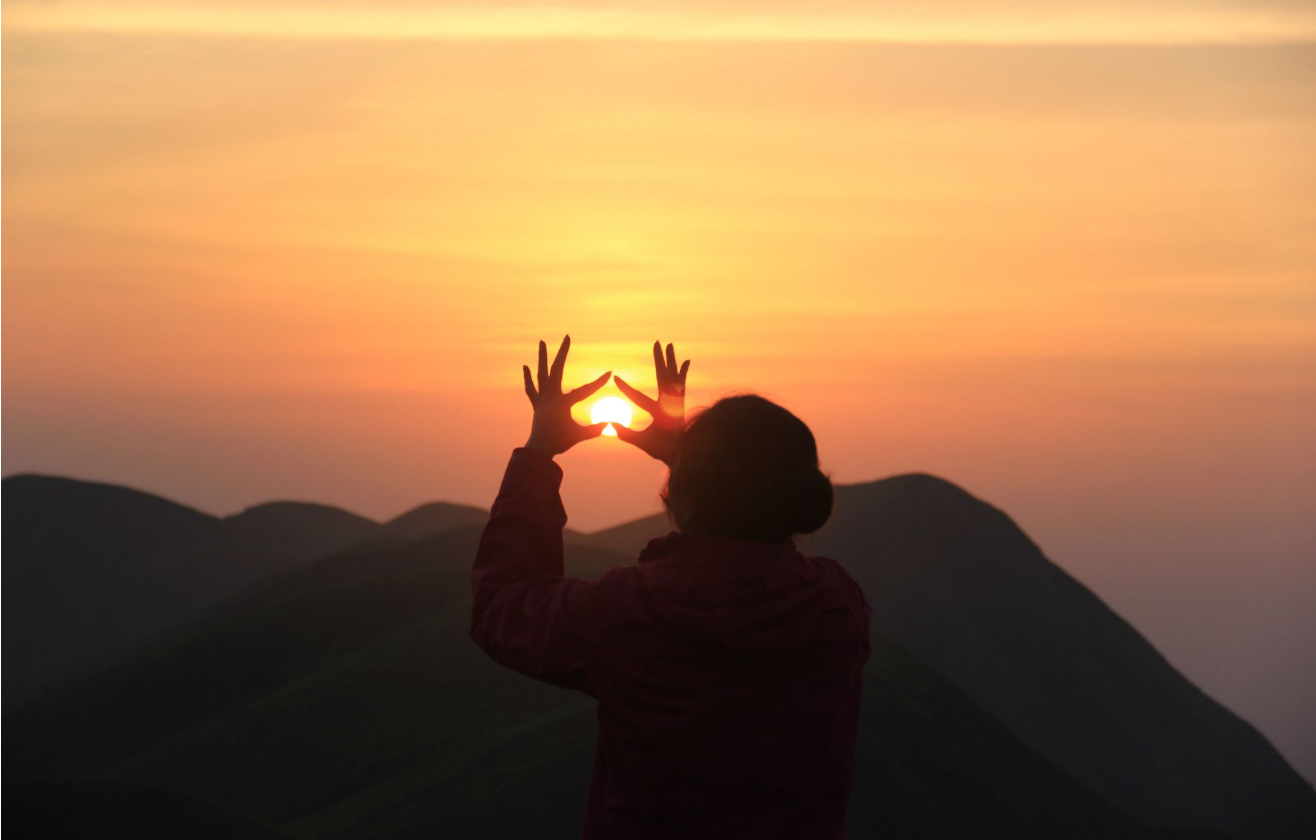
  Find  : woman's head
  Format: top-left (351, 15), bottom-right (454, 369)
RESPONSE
top-left (662, 394), bottom-right (832, 541)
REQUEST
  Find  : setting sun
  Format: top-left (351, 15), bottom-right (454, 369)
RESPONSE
top-left (590, 396), bottom-right (634, 436)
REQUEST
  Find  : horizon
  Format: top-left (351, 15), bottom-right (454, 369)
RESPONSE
top-left (4, 0), bottom-right (1314, 794)
top-left (0, 465), bottom-right (976, 536)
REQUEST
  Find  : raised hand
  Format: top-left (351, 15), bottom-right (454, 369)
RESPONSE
top-left (523, 336), bottom-right (612, 457)
top-left (612, 341), bottom-right (690, 467)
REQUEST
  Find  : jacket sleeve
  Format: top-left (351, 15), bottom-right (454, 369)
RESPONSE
top-left (469, 446), bottom-right (607, 695)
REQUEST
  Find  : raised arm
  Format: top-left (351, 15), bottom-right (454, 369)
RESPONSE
top-left (469, 336), bottom-right (612, 692)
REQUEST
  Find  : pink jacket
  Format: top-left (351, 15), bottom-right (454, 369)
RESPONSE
top-left (471, 447), bottom-right (872, 839)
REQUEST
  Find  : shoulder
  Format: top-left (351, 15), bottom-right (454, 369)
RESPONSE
top-left (804, 554), bottom-right (872, 661)
top-left (805, 554), bottom-right (870, 616)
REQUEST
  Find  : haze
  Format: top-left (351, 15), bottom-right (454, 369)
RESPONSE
top-left (3, 1), bottom-right (1314, 782)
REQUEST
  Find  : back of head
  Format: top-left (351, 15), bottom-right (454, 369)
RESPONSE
top-left (663, 394), bottom-right (833, 541)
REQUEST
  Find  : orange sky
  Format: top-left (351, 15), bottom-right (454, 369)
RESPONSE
top-left (3, 2), bottom-right (1315, 780)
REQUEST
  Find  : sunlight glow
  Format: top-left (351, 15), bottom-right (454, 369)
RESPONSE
top-left (590, 396), bottom-right (634, 437)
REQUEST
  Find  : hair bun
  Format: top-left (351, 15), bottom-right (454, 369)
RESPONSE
top-left (662, 394), bottom-right (831, 541)
top-left (788, 468), bottom-right (833, 535)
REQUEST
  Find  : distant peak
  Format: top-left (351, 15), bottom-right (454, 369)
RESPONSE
top-left (4, 472), bottom-right (167, 495)
top-left (382, 501), bottom-right (489, 542)
top-left (2, 473), bottom-right (215, 521)
top-left (227, 501), bottom-right (373, 521)
top-left (838, 472), bottom-right (983, 506)
top-left (4, 472), bottom-right (63, 484)
top-left (829, 472), bottom-right (1031, 544)
top-left (387, 501), bottom-right (487, 518)
top-left (875, 472), bottom-right (967, 490)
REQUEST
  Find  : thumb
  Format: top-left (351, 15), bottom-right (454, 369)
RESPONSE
top-left (612, 423), bottom-right (644, 448)
top-left (582, 422), bottom-right (612, 439)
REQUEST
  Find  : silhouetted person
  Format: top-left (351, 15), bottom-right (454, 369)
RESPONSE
top-left (470, 336), bottom-right (871, 839)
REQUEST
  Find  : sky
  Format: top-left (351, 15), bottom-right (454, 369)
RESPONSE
top-left (3, 1), bottom-right (1315, 781)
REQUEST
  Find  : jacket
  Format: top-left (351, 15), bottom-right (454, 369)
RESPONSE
top-left (470, 447), bottom-right (872, 839)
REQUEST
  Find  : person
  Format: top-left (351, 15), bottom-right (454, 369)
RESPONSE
top-left (470, 335), bottom-right (872, 839)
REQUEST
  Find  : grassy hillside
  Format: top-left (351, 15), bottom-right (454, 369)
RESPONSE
top-left (7, 523), bottom-right (1197, 838)
top-left (9, 471), bottom-right (1311, 837)
top-left (2, 477), bottom-right (490, 704)
top-left (810, 474), bottom-right (1316, 839)
top-left (562, 475), bottom-right (1316, 838)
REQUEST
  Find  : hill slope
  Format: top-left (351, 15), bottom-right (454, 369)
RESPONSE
top-left (530, 475), bottom-right (1316, 838)
top-left (380, 502), bottom-right (490, 542)
top-left (1, 476), bottom-right (483, 703)
top-left (4, 526), bottom-right (1183, 839)
top-left (810, 473), bottom-right (1316, 840)
top-left (7, 471), bottom-right (1313, 837)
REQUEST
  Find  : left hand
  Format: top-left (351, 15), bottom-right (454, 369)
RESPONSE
top-left (523, 335), bottom-right (612, 457)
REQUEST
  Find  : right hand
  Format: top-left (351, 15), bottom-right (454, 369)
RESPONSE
top-left (613, 341), bottom-right (690, 467)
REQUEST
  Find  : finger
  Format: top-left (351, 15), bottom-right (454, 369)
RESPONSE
top-left (550, 334), bottom-right (571, 388)
top-left (567, 371), bottom-right (611, 405)
top-left (614, 375), bottom-right (658, 414)
top-left (653, 341), bottom-right (668, 388)
top-left (666, 343), bottom-right (677, 378)
top-left (612, 423), bottom-right (654, 458)
top-left (612, 423), bottom-right (639, 444)
top-left (678, 359), bottom-right (690, 384)
top-left (523, 365), bottom-right (538, 405)
top-left (537, 340), bottom-right (549, 390)
top-left (580, 422), bottom-right (611, 440)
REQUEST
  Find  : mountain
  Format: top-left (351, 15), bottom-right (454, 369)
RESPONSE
top-left (380, 502), bottom-right (489, 542)
top-left (5, 779), bottom-right (293, 839)
top-left (3, 525), bottom-right (1199, 839)
top-left (809, 474), bottom-right (1316, 840)
top-left (1, 475), bottom-right (484, 704)
top-left (4, 474), bottom-right (229, 703)
top-left (221, 502), bottom-right (380, 561)
top-left (6, 471), bottom-right (1313, 838)
top-left (502, 475), bottom-right (1316, 839)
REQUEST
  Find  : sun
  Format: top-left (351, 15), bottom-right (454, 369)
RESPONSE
top-left (590, 396), bottom-right (634, 437)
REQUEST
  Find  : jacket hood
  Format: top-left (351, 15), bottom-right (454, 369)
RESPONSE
top-left (636, 531), bottom-right (837, 656)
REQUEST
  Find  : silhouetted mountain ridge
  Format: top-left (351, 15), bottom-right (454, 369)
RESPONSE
top-left (539, 471), bottom-right (1316, 839)
top-left (5, 470), bottom-right (1314, 839)
top-left (2, 475), bottom-right (497, 704)
top-left (379, 501), bottom-right (490, 542)
top-left (5, 525), bottom-right (1204, 839)
top-left (819, 473), bottom-right (1316, 840)
top-left (221, 502), bottom-right (380, 553)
